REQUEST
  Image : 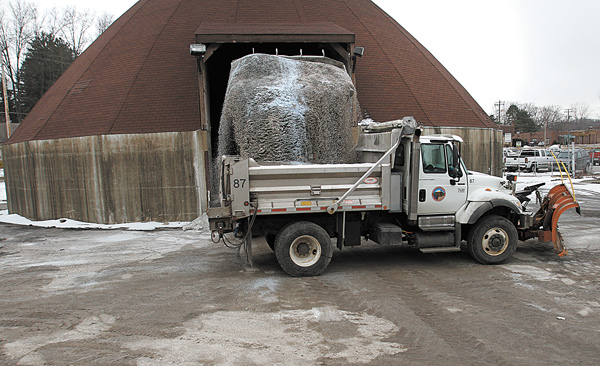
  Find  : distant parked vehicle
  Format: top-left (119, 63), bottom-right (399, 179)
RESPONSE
top-left (553, 149), bottom-right (591, 174)
top-left (503, 148), bottom-right (521, 172)
top-left (517, 149), bottom-right (553, 172)
top-left (590, 148), bottom-right (600, 166)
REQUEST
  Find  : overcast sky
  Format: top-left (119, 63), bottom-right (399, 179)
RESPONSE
top-left (38, 0), bottom-right (600, 118)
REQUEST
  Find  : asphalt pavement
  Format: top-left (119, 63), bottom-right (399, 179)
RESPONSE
top-left (0, 168), bottom-right (599, 365)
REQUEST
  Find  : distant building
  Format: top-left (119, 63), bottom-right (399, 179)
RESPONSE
top-left (571, 128), bottom-right (600, 145)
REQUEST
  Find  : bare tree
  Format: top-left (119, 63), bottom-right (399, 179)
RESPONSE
top-left (539, 105), bottom-right (563, 128)
top-left (0, 0), bottom-right (38, 122)
top-left (95, 12), bottom-right (113, 38)
top-left (60, 7), bottom-right (94, 56)
top-left (571, 102), bottom-right (591, 121)
top-left (39, 7), bottom-right (68, 37)
top-left (519, 102), bottom-right (538, 119)
top-left (1, 1), bottom-right (115, 124)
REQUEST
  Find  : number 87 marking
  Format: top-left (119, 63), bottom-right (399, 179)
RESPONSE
top-left (233, 179), bottom-right (246, 188)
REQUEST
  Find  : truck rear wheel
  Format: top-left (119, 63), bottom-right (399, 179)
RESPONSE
top-left (467, 215), bottom-right (517, 264)
top-left (274, 221), bottom-right (333, 277)
top-left (530, 163), bottom-right (537, 172)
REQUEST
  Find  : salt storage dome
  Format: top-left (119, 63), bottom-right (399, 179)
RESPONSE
top-left (3, 0), bottom-right (503, 224)
top-left (7, 0), bottom-right (496, 145)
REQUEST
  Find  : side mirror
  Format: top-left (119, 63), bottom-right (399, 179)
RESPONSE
top-left (452, 144), bottom-right (459, 168)
top-left (450, 144), bottom-right (460, 179)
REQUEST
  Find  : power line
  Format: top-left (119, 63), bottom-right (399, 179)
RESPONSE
top-left (494, 100), bottom-right (504, 124)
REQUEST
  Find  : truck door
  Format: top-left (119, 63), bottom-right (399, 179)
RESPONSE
top-left (417, 143), bottom-right (467, 215)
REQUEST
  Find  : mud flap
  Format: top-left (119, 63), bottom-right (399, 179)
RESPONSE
top-left (535, 184), bottom-right (580, 256)
top-left (240, 217), bottom-right (254, 267)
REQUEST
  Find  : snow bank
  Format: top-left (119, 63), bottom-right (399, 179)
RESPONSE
top-left (0, 214), bottom-right (190, 231)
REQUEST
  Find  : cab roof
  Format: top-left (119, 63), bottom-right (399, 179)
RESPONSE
top-left (421, 134), bottom-right (464, 143)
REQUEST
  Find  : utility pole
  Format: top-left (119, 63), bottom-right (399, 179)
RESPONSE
top-left (564, 108), bottom-right (572, 122)
top-left (1, 57), bottom-right (10, 140)
top-left (564, 108), bottom-right (572, 145)
top-left (494, 100), bottom-right (505, 124)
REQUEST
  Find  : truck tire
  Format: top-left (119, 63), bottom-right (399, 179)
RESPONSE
top-left (467, 215), bottom-right (518, 264)
top-left (274, 221), bottom-right (333, 277)
top-left (530, 163), bottom-right (537, 172)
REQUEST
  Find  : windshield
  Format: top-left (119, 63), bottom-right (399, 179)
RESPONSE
top-left (557, 151), bottom-right (571, 159)
top-left (520, 150), bottom-right (535, 157)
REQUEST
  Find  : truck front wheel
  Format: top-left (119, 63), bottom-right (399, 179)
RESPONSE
top-left (467, 215), bottom-right (517, 264)
top-left (274, 221), bottom-right (333, 277)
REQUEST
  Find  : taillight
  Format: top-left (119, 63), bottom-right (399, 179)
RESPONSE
top-left (525, 158), bottom-right (528, 163)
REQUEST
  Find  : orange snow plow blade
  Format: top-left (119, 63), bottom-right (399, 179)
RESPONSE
top-left (532, 184), bottom-right (580, 256)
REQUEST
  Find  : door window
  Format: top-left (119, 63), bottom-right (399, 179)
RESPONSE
top-left (445, 144), bottom-right (462, 178)
top-left (421, 144), bottom-right (447, 173)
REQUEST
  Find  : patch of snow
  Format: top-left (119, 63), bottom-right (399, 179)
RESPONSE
top-left (182, 214), bottom-right (209, 231)
top-left (125, 307), bottom-right (406, 365)
top-left (4, 314), bottom-right (116, 364)
top-left (508, 171), bottom-right (600, 198)
top-left (0, 213), bottom-right (190, 231)
top-left (501, 264), bottom-right (557, 281)
top-left (525, 302), bottom-right (550, 312)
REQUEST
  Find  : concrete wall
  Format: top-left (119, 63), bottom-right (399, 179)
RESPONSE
top-left (422, 127), bottom-right (503, 177)
top-left (3, 126), bottom-right (501, 224)
top-left (2, 131), bottom-right (207, 223)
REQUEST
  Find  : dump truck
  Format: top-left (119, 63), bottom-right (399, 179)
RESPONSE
top-left (208, 118), bottom-right (580, 276)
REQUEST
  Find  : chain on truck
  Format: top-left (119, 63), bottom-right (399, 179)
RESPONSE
top-left (208, 117), bottom-right (580, 277)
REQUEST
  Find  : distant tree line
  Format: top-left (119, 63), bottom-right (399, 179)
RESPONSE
top-left (1, 0), bottom-right (113, 123)
top-left (490, 102), bottom-right (599, 133)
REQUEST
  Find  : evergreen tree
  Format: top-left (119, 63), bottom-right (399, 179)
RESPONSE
top-left (18, 32), bottom-right (75, 114)
top-left (506, 104), bottom-right (538, 133)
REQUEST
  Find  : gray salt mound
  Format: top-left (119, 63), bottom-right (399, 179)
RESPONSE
top-left (217, 54), bottom-right (359, 164)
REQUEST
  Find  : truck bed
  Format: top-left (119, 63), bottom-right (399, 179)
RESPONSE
top-left (248, 162), bottom-right (393, 214)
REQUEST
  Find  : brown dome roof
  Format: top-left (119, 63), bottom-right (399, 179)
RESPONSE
top-left (8, 0), bottom-right (495, 144)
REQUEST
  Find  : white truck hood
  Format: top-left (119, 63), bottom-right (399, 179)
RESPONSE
top-left (466, 171), bottom-right (520, 207)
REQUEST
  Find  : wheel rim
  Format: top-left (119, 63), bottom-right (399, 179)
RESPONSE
top-left (481, 227), bottom-right (509, 256)
top-left (289, 235), bottom-right (321, 267)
